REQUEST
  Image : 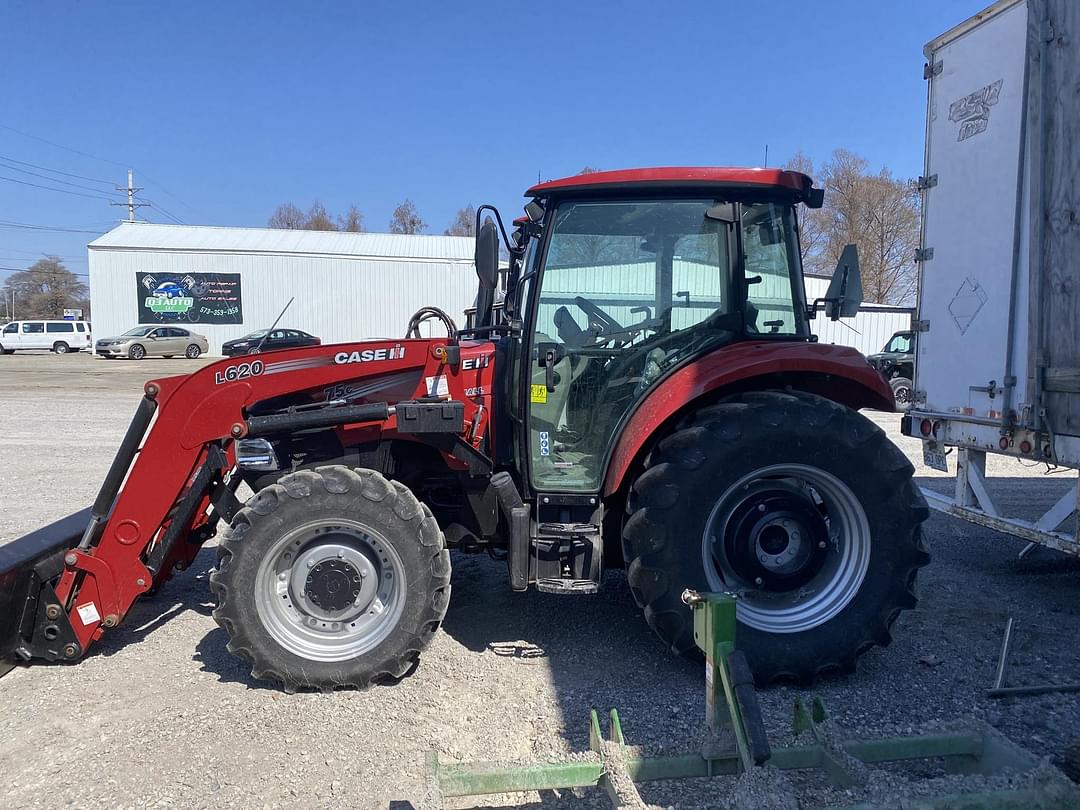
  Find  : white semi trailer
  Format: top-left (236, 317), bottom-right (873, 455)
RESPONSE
top-left (905, 0), bottom-right (1079, 556)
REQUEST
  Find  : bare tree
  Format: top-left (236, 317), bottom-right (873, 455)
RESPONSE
top-left (389, 199), bottom-right (426, 234)
top-left (338, 205), bottom-right (364, 233)
top-left (268, 202), bottom-right (306, 229)
top-left (577, 166), bottom-right (603, 175)
top-left (2, 258), bottom-right (88, 319)
top-left (268, 201), bottom-right (364, 231)
top-left (304, 201), bottom-right (336, 231)
top-left (783, 151), bottom-right (829, 269)
top-left (444, 205), bottom-right (476, 237)
top-left (786, 149), bottom-right (920, 305)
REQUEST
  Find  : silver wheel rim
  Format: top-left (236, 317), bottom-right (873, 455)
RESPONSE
top-left (254, 518), bottom-right (406, 662)
top-left (187, 345), bottom-right (200, 358)
top-left (131, 345), bottom-right (144, 359)
top-left (701, 464), bottom-right (871, 634)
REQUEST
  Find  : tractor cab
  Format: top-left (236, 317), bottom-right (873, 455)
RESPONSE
top-left (473, 169), bottom-right (839, 490)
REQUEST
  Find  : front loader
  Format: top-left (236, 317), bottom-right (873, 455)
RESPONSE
top-left (0, 167), bottom-right (928, 691)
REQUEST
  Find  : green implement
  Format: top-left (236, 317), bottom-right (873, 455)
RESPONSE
top-left (430, 591), bottom-right (1080, 809)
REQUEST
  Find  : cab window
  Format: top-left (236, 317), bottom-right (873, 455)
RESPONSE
top-left (23, 323), bottom-right (44, 333)
top-left (46, 322), bottom-right (74, 333)
top-left (3, 323), bottom-right (16, 335)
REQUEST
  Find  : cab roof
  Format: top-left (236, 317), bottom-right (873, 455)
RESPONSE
top-left (527, 167), bottom-right (815, 199)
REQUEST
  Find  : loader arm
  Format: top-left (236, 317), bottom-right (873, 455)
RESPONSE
top-left (0, 338), bottom-right (492, 673)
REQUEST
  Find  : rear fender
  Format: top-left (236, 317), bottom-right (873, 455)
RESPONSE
top-left (602, 341), bottom-right (894, 497)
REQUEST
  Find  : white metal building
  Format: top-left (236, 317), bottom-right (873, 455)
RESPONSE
top-left (804, 274), bottom-right (913, 356)
top-left (88, 223), bottom-right (477, 354)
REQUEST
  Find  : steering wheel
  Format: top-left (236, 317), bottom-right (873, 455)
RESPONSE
top-left (406, 306), bottom-right (458, 339)
top-left (574, 295), bottom-right (624, 335)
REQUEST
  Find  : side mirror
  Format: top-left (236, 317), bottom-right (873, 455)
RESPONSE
top-left (473, 218), bottom-right (499, 329)
top-left (822, 244), bottom-right (862, 320)
top-left (475, 218), bottom-right (499, 291)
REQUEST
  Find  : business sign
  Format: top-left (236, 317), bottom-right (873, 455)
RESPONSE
top-left (62, 308), bottom-right (83, 321)
top-left (136, 272), bottom-right (243, 324)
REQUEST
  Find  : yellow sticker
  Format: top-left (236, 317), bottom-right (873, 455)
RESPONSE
top-left (530, 384), bottom-right (548, 404)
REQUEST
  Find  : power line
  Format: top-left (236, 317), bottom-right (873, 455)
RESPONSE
top-left (0, 158), bottom-right (125, 197)
top-left (0, 153), bottom-right (115, 186)
top-left (0, 123), bottom-right (197, 218)
top-left (140, 197), bottom-right (185, 224)
top-left (0, 219), bottom-right (106, 234)
top-left (0, 247), bottom-right (87, 261)
top-left (0, 123), bottom-right (128, 168)
top-left (0, 173), bottom-right (115, 201)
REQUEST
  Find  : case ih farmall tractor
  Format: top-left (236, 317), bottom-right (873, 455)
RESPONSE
top-left (0, 168), bottom-right (928, 690)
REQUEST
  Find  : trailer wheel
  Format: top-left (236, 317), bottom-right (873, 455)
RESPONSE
top-left (210, 466), bottom-right (450, 691)
top-left (890, 377), bottom-right (913, 410)
top-left (128, 344), bottom-right (146, 360)
top-left (623, 391), bottom-right (929, 685)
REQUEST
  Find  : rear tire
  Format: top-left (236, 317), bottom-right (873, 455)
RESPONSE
top-left (622, 391), bottom-right (929, 685)
top-left (210, 466), bottom-right (451, 691)
top-left (52, 342), bottom-right (69, 354)
top-left (128, 344), bottom-right (146, 360)
top-left (186, 344), bottom-right (202, 359)
top-left (890, 377), bottom-right (913, 411)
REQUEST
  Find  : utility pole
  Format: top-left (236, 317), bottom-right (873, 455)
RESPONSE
top-left (111, 169), bottom-right (149, 222)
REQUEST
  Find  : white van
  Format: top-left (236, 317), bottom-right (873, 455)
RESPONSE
top-left (0, 320), bottom-right (93, 354)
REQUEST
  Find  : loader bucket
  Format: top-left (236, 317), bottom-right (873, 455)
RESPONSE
top-left (0, 508), bottom-right (91, 677)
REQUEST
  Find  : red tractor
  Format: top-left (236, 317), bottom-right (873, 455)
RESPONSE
top-left (0, 168), bottom-right (927, 690)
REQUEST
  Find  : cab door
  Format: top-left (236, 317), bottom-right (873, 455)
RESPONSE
top-left (523, 198), bottom-right (736, 493)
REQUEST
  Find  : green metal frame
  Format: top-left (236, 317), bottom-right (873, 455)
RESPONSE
top-left (430, 592), bottom-right (1079, 809)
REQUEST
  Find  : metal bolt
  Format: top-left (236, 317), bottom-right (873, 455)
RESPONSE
top-left (542, 497), bottom-right (550, 504)
top-left (754, 577), bottom-right (764, 586)
top-left (818, 541), bottom-right (827, 549)
top-left (64, 553), bottom-right (77, 566)
top-left (45, 605), bottom-right (61, 621)
top-left (338, 550), bottom-right (345, 558)
top-left (103, 615), bottom-right (118, 628)
top-left (136, 578), bottom-right (146, 588)
top-left (757, 504), bottom-right (766, 512)
top-left (63, 644), bottom-right (79, 659)
top-left (589, 498), bottom-right (596, 505)
top-left (308, 560), bottom-right (316, 568)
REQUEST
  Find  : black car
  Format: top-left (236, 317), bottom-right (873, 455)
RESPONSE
top-left (866, 330), bottom-right (914, 408)
top-left (222, 328), bottom-right (321, 357)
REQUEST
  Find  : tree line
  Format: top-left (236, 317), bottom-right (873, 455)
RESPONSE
top-left (267, 200), bottom-right (477, 237)
top-left (1, 258), bottom-right (89, 321)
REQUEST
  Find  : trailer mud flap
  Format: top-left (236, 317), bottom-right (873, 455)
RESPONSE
top-left (0, 507), bottom-right (91, 677)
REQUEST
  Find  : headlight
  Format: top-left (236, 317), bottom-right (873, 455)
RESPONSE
top-left (236, 438), bottom-right (280, 472)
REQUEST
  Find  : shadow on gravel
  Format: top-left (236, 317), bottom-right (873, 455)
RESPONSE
top-left (440, 552), bottom-right (705, 752)
top-left (192, 627), bottom-right (280, 690)
top-left (91, 547), bottom-right (217, 659)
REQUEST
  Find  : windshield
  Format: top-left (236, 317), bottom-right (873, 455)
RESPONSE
top-left (525, 197), bottom-right (807, 491)
top-left (242, 330), bottom-right (269, 340)
top-left (122, 327), bottom-right (155, 337)
top-left (885, 333), bottom-right (912, 353)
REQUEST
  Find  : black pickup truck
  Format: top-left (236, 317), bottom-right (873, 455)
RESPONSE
top-left (866, 330), bottom-right (914, 409)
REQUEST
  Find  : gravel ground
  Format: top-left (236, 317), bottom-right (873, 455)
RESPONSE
top-left (1, 352), bottom-right (1078, 809)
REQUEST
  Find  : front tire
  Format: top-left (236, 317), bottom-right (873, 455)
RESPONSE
top-left (210, 466), bottom-right (451, 691)
top-left (890, 377), bottom-right (913, 411)
top-left (622, 391), bottom-right (929, 684)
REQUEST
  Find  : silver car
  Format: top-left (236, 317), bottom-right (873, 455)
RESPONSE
top-left (96, 326), bottom-right (209, 360)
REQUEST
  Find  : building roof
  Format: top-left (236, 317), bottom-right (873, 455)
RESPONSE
top-left (88, 222), bottom-right (474, 262)
top-left (527, 167), bottom-right (813, 197)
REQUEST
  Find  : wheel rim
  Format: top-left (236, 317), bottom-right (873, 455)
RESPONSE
top-left (254, 518), bottom-right (407, 662)
top-left (894, 385), bottom-right (911, 404)
top-left (55, 344), bottom-right (68, 354)
top-left (187, 345), bottom-right (200, 358)
top-left (131, 345), bottom-right (144, 359)
top-left (701, 464), bottom-right (871, 634)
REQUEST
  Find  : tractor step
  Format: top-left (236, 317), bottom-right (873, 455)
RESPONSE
top-left (531, 521), bottom-right (602, 592)
top-left (535, 578), bottom-right (599, 595)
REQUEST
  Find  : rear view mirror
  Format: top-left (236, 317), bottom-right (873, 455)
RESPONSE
top-left (473, 218), bottom-right (499, 329)
top-left (705, 203), bottom-right (737, 225)
top-left (822, 244), bottom-right (862, 320)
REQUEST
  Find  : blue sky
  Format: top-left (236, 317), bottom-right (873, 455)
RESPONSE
top-left (0, 0), bottom-right (988, 287)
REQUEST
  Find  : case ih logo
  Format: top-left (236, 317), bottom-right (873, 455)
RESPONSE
top-left (948, 79), bottom-right (1002, 142)
top-left (333, 345), bottom-right (406, 364)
